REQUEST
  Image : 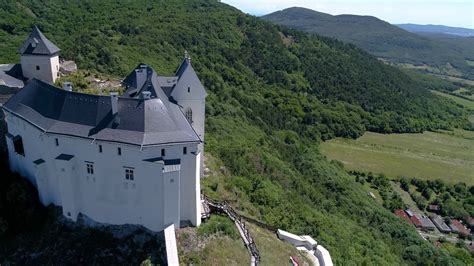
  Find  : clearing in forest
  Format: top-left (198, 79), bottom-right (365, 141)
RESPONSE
top-left (320, 130), bottom-right (474, 185)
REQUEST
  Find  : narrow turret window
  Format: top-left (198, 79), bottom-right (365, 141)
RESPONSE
top-left (36, 65), bottom-right (40, 70)
top-left (183, 147), bottom-right (187, 155)
top-left (161, 148), bottom-right (166, 157)
top-left (188, 87), bottom-right (191, 93)
top-left (185, 108), bottom-right (193, 124)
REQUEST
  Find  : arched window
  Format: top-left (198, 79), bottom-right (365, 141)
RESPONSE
top-left (185, 107), bottom-right (193, 124)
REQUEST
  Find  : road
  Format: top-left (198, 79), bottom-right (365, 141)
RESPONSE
top-left (418, 230), bottom-right (473, 246)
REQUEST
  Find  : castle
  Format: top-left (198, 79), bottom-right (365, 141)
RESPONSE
top-left (1, 26), bottom-right (207, 232)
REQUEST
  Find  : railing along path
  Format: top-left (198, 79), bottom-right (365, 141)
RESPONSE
top-left (202, 195), bottom-right (262, 266)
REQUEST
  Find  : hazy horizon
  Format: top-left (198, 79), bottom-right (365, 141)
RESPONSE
top-left (221, 0), bottom-right (474, 29)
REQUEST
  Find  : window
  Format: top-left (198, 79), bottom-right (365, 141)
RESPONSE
top-left (185, 107), bottom-right (193, 124)
top-left (99, 145), bottom-right (103, 153)
top-left (55, 138), bottom-right (59, 146)
top-left (36, 65), bottom-right (40, 71)
top-left (161, 148), bottom-right (166, 157)
top-left (86, 163), bottom-right (94, 175)
top-left (183, 147), bottom-right (187, 155)
top-left (118, 147), bottom-right (122, 156)
top-left (125, 168), bottom-right (134, 181)
top-left (188, 87), bottom-right (191, 93)
top-left (13, 136), bottom-right (25, 156)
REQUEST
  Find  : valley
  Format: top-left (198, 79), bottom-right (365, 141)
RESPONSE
top-left (320, 130), bottom-right (474, 185)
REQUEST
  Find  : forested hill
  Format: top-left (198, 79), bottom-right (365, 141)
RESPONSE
top-left (0, 1), bottom-right (470, 264)
top-left (397, 23), bottom-right (474, 37)
top-left (263, 7), bottom-right (474, 80)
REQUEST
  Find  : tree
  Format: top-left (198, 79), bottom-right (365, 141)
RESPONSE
top-left (400, 177), bottom-right (410, 192)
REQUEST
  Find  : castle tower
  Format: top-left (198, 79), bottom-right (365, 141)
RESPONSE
top-left (18, 26), bottom-right (60, 84)
top-left (172, 52), bottom-right (207, 174)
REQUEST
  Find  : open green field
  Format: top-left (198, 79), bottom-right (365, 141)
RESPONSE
top-left (320, 130), bottom-right (474, 185)
top-left (431, 90), bottom-right (474, 110)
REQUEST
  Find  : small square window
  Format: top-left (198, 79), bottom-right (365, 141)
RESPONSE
top-left (99, 145), bottom-right (103, 153)
top-left (183, 147), bottom-right (187, 155)
top-left (161, 148), bottom-right (166, 157)
top-left (86, 163), bottom-right (94, 175)
top-left (36, 65), bottom-right (40, 71)
top-left (125, 168), bottom-right (134, 181)
top-left (118, 147), bottom-right (122, 156)
top-left (55, 138), bottom-right (59, 146)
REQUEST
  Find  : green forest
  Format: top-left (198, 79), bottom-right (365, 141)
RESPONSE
top-left (0, 0), bottom-right (473, 264)
top-left (263, 7), bottom-right (474, 80)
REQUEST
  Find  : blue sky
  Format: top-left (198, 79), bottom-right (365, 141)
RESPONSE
top-left (221, 0), bottom-right (474, 29)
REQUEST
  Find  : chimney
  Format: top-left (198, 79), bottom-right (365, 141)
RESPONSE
top-left (63, 82), bottom-right (73, 92)
top-left (110, 92), bottom-right (118, 115)
top-left (135, 64), bottom-right (148, 89)
top-left (141, 91), bottom-right (151, 99)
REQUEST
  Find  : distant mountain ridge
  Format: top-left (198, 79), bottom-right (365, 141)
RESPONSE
top-left (396, 23), bottom-right (474, 37)
top-left (263, 7), bottom-right (474, 79)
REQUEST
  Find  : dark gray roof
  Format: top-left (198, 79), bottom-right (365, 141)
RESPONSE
top-left (18, 26), bottom-right (60, 56)
top-left (144, 157), bottom-right (181, 165)
top-left (56, 154), bottom-right (74, 161)
top-left (3, 78), bottom-right (200, 146)
top-left (33, 159), bottom-right (46, 165)
top-left (123, 58), bottom-right (206, 101)
top-left (0, 64), bottom-right (24, 88)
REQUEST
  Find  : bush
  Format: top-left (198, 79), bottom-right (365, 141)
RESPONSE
top-left (198, 215), bottom-right (239, 240)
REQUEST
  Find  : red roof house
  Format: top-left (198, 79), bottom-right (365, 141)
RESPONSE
top-left (450, 219), bottom-right (471, 236)
top-left (394, 209), bottom-right (412, 224)
top-left (410, 214), bottom-right (422, 227)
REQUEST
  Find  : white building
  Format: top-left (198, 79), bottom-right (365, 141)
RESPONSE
top-left (19, 25), bottom-right (60, 84)
top-left (2, 31), bottom-right (207, 232)
top-left (1, 26), bottom-right (60, 87)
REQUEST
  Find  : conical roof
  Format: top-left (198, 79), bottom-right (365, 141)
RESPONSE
top-left (18, 25), bottom-right (60, 56)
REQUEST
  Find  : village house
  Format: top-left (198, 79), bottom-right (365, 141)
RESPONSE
top-left (449, 219), bottom-right (471, 236)
top-left (1, 26), bottom-right (207, 232)
top-left (429, 215), bottom-right (451, 233)
top-left (406, 209), bottom-right (435, 231)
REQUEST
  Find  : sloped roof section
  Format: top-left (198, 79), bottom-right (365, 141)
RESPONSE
top-left (18, 26), bottom-right (60, 56)
top-left (3, 79), bottom-right (200, 146)
top-left (171, 57), bottom-right (207, 99)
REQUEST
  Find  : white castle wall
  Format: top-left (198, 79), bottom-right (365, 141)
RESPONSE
top-left (20, 54), bottom-right (59, 84)
top-left (4, 111), bottom-right (201, 232)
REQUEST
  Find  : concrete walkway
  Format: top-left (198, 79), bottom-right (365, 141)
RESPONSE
top-left (164, 224), bottom-right (179, 266)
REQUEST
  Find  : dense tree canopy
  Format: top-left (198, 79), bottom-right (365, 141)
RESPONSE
top-left (0, 1), bottom-right (472, 264)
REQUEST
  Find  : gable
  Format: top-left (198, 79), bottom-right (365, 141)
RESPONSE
top-left (171, 60), bottom-right (207, 101)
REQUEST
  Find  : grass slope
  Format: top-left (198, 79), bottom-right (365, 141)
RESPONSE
top-left (0, 1), bottom-right (468, 264)
top-left (432, 91), bottom-right (474, 110)
top-left (263, 7), bottom-right (474, 80)
top-left (320, 131), bottom-right (474, 185)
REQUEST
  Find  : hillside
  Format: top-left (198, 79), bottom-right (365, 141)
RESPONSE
top-left (0, 1), bottom-right (471, 264)
top-left (397, 23), bottom-right (474, 37)
top-left (263, 7), bottom-right (474, 80)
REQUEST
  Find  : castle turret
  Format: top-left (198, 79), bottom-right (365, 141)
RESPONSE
top-left (19, 26), bottom-right (60, 84)
top-left (171, 52), bottom-right (207, 177)
top-left (172, 52), bottom-right (207, 142)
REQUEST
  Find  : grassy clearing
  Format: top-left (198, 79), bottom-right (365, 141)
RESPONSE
top-left (320, 131), bottom-right (474, 185)
top-left (247, 223), bottom-right (311, 266)
top-left (177, 226), bottom-right (250, 266)
top-left (431, 90), bottom-right (474, 110)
